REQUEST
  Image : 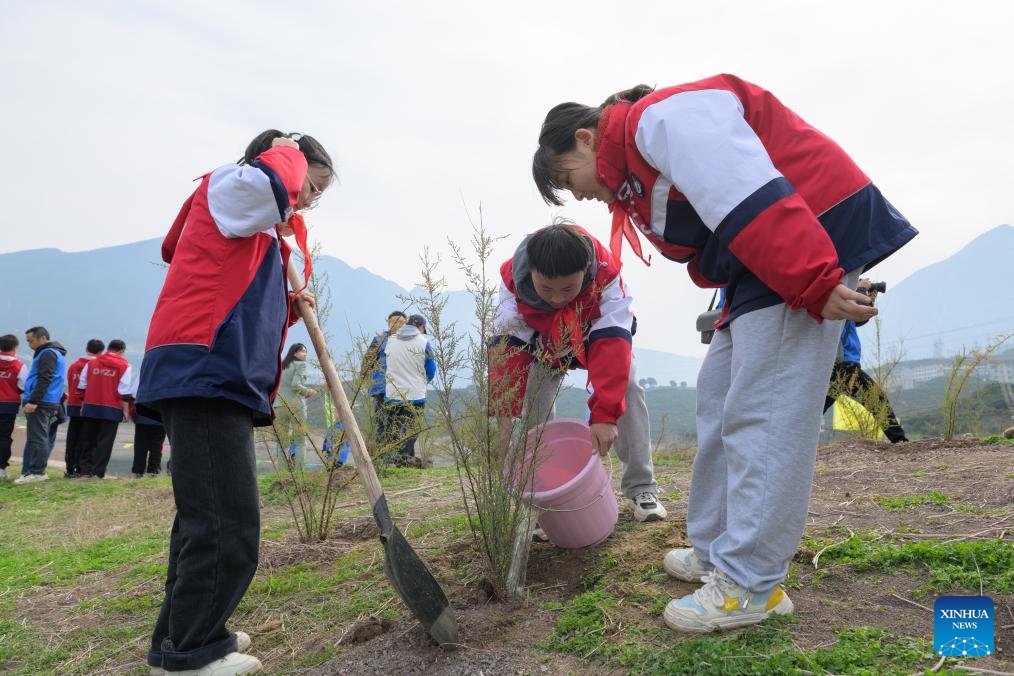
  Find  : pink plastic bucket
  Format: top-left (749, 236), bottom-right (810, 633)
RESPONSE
top-left (520, 419), bottom-right (618, 549)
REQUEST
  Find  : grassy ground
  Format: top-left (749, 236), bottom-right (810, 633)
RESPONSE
top-left (0, 437), bottom-right (1011, 675)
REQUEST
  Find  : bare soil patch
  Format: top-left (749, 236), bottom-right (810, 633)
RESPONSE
top-left (310, 439), bottom-right (1013, 675)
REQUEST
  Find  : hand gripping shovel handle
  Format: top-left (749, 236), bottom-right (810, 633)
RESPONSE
top-left (285, 261), bottom-right (458, 645)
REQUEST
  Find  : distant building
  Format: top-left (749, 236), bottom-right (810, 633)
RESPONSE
top-left (889, 349), bottom-right (1014, 390)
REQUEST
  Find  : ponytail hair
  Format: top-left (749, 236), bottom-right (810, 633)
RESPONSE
top-left (239, 129), bottom-right (336, 182)
top-left (532, 84), bottom-right (655, 206)
top-left (601, 84), bottom-right (654, 106)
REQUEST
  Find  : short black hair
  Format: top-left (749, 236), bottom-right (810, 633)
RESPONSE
top-left (86, 339), bottom-right (105, 354)
top-left (526, 224), bottom-right (594, 278)
top-left (25, 326), bottom-right (49, 341)
top-left (0, 334), bottom-right (18, 352)
top-left (388, 310), bottom-right (407, 320)
top-left (108, 339), bottom-right (126, 353)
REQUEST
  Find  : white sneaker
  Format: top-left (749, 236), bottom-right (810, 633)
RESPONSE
top-left (663, 569), bottom-right (794, 633)
top-left (152, 633), bottom-right (251, 675)
top-left (0, 468), bottom-right (8, 481)
top-left (663, 548), bottom-right (714, 581)
top-left (162, 651), bottom-right (261, 675)
top-left (631, 491), bottom-right (667, 522)
top-left (14, 473), bottom-right (49, 484)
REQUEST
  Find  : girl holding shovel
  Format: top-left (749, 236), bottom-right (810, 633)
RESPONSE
top-left (137, 130), bottom-right (334, 674)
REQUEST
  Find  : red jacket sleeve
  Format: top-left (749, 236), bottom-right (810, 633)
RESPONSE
top-left (585, 336), bottom-right (631, 425)
top-left (727, 193), bottom-right (844, 320)
top-left (256, 146), bottom-right (308, 208)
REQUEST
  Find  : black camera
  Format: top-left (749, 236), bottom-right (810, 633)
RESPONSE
top-left (858, 281), bottom-right (887, 296)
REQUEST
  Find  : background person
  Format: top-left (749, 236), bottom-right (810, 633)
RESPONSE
top-left (77, 339), bottom-right (132, 479)
top-left (360, 310), bottom-right (407, 445)
top-left (0, 334), bottom-right (27, 482)
top-left (64, 338), bottom-right (104, 478)
top-left (15, 326), bottom-right (66, 484)
top-left (274, 342), bottom-right (318, 469)
top-left (824, 279), bottom-right (908, 443)
top-left (128, 377), bottom-right (167, 477)
top-left (381, 314), bottom-right (435, 466)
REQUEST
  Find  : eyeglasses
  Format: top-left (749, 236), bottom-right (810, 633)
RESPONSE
top-left (303, 173), bottom-right (325, 209)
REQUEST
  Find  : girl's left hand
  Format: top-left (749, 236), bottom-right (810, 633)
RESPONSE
top-left (820, 284), bottom-right (878, 321)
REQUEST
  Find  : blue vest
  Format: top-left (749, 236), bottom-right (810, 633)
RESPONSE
top-left (25, 346), bottom-right (67, 406)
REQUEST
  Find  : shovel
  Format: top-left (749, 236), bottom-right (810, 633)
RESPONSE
top-left (287, 263), bottom-right (458, 645)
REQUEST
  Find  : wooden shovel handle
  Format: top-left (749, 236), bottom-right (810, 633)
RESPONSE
top-left (287, 261), bottom-right (384, 504)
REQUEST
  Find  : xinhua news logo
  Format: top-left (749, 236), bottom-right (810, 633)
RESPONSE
top-left (934, 596), bottom-right (993, 657)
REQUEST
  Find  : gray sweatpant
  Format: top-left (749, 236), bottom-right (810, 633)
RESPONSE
top-left (689, 271), bottom-right (858, 592)
top-left (522, 358), bottom-right (658, 499)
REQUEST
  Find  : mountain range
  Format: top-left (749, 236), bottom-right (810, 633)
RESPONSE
top-left (1, 225), bottom-right (1011, 381)
top-left (874, 224), bottom-right (1013, 360)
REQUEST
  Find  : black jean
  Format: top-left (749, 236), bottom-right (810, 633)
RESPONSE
top-left (0, 413), bottom-right (14, 470)
top-left (371, 392), bottom-right (389, 444)
top-left (132, 423), bottom-right (166, 474)
top-left (64, 415), bottom-right (85, 474)
top-left (78, 418), bottom-right (121, 478)
top-left (383, 401), bottom-right (425, 463)
top-left (147, 398), bottom-right (260, 671)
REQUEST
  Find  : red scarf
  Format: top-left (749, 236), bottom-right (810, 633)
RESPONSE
top-left (284, 212), bottom-right (313, 294)
top-left (548, 304), bottom-right (586, 368)
top-left (595, 103), bottom-right (651, 268)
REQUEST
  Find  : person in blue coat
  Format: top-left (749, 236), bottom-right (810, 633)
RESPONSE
top-left (824, 279), bottom-right (908, 443)
top-left (360, 310), bottom-right (407, 444)
top-left (15, 327), bottom-right (66, 484)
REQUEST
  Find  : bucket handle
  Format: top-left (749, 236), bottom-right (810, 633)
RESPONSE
top-left (531, 453), bottom-right (614, 513)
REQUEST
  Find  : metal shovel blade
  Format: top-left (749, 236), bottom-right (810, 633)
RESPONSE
top-left (374, 496), bottom-right (458, 645)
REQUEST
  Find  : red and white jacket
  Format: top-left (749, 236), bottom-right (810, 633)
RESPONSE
top-left (136, 146), bottom-right (307, 425)
top-left (596, 74), bottom-right (917, 326)
top-left (66, 355), bottom-right (96, 417)
top-left (0, 354), bottom-right (26, 415)
top-left (80, 351), bottom-right (132, 421)
top-left (490, 226), bottom-right (634, 425)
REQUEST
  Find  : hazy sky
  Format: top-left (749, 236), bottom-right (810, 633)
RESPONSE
top-left (5, 1), bottom-right (1012, 357)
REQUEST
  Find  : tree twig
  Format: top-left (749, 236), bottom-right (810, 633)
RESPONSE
top-left (890, 593), bottom-right (932, 612)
